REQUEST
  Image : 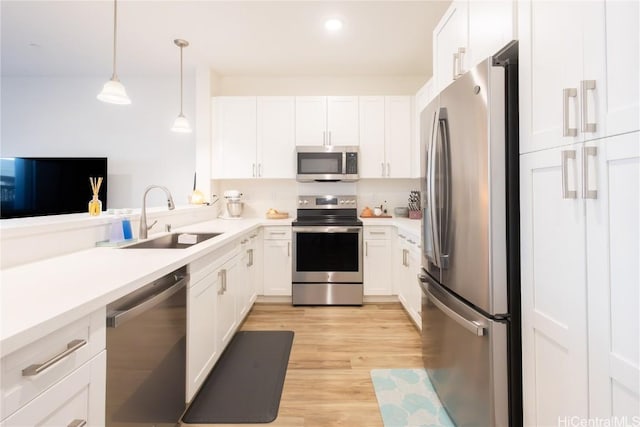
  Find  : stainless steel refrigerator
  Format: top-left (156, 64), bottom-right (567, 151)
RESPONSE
top-left (418, 41), bottom-right (521, 427)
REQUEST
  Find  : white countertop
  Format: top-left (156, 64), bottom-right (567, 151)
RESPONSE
top-left (0, 215), bottom-right (417, 357)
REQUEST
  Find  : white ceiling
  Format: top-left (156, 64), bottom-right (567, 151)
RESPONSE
top-left (1, 0), bottom-right (451, 78)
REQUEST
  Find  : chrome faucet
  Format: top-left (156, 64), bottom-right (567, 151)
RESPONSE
top-left (139, 185), bottom-right (175, 239)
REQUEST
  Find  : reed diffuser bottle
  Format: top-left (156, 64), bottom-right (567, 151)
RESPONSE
top-left (89, 177), bottom-right (103, 216)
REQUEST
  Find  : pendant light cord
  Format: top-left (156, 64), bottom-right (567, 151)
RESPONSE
top-left (179, 44), bottom-right (184, 115)
top-left (112, 0), bottom-right (118, 80)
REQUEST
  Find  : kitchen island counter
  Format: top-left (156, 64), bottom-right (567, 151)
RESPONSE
top-left (0, 217), bottom-right (292, 357)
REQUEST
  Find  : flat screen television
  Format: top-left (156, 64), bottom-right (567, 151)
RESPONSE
top-left (0, 157), bottom-right (108, 219)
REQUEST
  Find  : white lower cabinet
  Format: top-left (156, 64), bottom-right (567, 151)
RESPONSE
top-left (363, 226), bottom-right (393, 295)
top-left (216, 254), bottom-right (240, 352)
top-left (187, 239), bottom-right (253, 402)
top-left (0, 308), bottom-right (106, 425)
top-left (395, 230), bottom-right (422, 329)
top-left (263, 226), bottom-right (292, 296)
top-left (520, 132), bottom-right (639, 424)
top-left (186, 260), bottom-right (220, 401)
top-left (1, 351), bottom-right (106, 427)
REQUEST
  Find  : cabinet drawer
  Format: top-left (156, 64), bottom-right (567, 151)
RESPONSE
top-left (1, 351), bottom-right (106, 426)
top-left (397, 230), bottom-right (420, 247)
top-left (263, 226), bottom-right (291, 240)
top-left (364, 227), bottom-right (391, 240)
top-left (189, 241), bottom-right (239, 286)
top-left (1, 309), bottom-right (106, 420)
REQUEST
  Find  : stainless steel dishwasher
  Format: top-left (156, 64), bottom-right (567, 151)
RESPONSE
top-left (105, 266), bottom-right (188, 427)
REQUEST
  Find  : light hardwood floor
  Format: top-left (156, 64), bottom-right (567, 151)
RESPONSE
top-left (187, 302), bottom-right (422, 427)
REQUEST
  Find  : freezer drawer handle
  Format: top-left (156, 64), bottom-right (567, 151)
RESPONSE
top-left (22, 339), bottom-right (87, 377)
top-left (425, 286), bottom-right (486, 337)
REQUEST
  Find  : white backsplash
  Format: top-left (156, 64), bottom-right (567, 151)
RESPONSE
top-left (213, 178), bottom-right (419, 218)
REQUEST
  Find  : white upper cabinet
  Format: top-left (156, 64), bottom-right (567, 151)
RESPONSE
top-left (467, 1), bottom-right (515, 65)
top-left (212, 97), bottom-right (257, 179)
top-left (359, 96), bottom-right (413, 178)
top-left (295, 96), bottom-right (359, 146)
top-left (384, 97), bottom-right (412, 178)
top-left (212, 96), bottom-right (295, 179)
top-left (294, 97), bottom-right (327, 146)
top-left (433, 1), bottom-right (469, 93)
top-left (359, 97), bottom-right (386, 178)
top-left (433, 0), bottom-right (516, 93)
top-left (519, 0), bottom-right (639, 154)
top-left (594, 0), bottom-right (639, 137)
top-left (257, 97), bottom-right (295, 178)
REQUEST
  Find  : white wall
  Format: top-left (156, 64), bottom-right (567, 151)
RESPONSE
top-left (216, 178), bottom-right (419, 219)
top-left (0, 75), bottom-right (196, 209)
top-left (216, 75), bottom-right (428, 96)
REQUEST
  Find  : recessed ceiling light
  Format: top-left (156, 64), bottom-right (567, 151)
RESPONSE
top-left (324, 18), bottom-right (343, 32)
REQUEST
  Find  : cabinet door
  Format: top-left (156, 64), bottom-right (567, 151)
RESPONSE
top-left (263, 239), bottom-right (292, 296)
top-left (217, 258), bottom-right (239, 351)
top-left (249, 231), bottom-right (263, 298)
top-left (587, 133), bottom-right (640, 418)
top-left (364, 239), bottom-right (392, 295)
top-left (295, 97), bottom-right (327, 146)
top-left (595, 1), bottom-right (640, 137)
top-left (187, 273), bottom-right (218, 401)
top-left (519, 1), bottom-right (584, 153)
top-left (257, 97), bottom-right (296, 178)
top-left (359, 96), bottom-right (386, 178)
top-left (520, 145), bottom-right (589, 425)
top-left (467, 1), bottom-right (515, 66)
top-left (407, 244), bottom-right (422, 329)
top-left (433, 1), bottom-right (469, 93)
top-left (213, 97), bottom-right (257, 178)
top-left (327, 96), bottom-right (359, 146)
top-left (1, 352), bottom-right (106, 427)
top-left (385, 96), bottom-right (412, 178)
top-left (238, 240), bottom-right (251, 321)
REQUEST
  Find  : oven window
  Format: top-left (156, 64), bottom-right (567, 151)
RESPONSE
top-left (298, 153), bottom-right (342, 174)
top-left (296, 232), bottom-right (359, 272)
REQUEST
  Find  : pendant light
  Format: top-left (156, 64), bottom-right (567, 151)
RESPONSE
top-left (97, 0), bottom-right (131, 105)
top-left (171, 39), bottom-right (192, 133)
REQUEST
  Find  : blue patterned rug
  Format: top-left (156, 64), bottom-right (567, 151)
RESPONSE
top-left (370, 368), bottom-right (455, 427)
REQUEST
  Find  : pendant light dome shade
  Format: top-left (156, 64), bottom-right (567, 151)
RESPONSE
top-left (171, 39), bottom-right (192, 133)
top-left (171, 114), bottom-right (192, 133)
top-left (98, 0), bottom-right (130, 105)
top-left (97, 77), bottom-right (131, 104)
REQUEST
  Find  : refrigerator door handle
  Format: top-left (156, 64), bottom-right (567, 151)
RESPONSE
top-left (427, 108), bottom-right (442, 268)
top-left (424, 282), bottom-right (486, 337)
top-left (438, 110), bottom-right (452, 269)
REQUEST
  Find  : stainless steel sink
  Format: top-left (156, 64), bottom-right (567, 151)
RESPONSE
top-left (122, 232), bottom-right (222, 249)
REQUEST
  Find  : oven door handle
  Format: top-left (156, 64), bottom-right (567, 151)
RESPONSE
top-left (292, 226), bottom-right (362, 233)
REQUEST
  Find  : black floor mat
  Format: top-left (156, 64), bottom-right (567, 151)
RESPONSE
top-left (182, 330), bottom-right (294, 424)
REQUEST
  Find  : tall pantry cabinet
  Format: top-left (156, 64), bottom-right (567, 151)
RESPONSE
top-left (519, 1), bottom-right (639, 425)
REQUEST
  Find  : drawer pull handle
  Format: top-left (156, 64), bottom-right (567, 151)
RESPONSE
top-left (369, 231), bottom-right (386, 235)
top-left (270, 232), bottom-right (286, 235)
top-left (68, 420), bottom-right (87, 427)
top-left (22, 339), bottom-right (87, 377)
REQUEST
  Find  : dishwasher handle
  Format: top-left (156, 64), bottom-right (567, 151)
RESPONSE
top-left (107, 274), bottom-right (188, 328)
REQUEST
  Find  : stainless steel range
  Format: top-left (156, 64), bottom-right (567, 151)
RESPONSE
top-left (292, 195), bottom-right (363, 305)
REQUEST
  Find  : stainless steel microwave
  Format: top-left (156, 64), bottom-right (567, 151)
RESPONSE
top-left (295, 146), bottom-right (359, 182)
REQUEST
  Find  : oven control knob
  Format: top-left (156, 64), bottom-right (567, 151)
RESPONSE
top-left (303, 200), bottom-right (309, 205)
top-left (349, 200), bottom-right (355, 204)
